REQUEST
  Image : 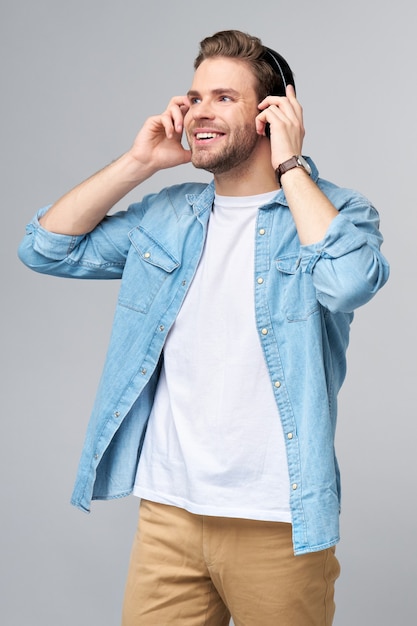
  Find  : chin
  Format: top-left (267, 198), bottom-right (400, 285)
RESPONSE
top-left (191, 155), bottom-right (218, 173)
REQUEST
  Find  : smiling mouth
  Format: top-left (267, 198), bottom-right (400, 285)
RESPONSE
top-left (195, 132), bottom-right (224, 140)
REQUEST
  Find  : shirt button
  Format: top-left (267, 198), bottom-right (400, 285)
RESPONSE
top-left (144, 252), bottom-right (151, 258)
top-left (259, 228), bottom-right (266, 235)
top-left (274, 380), bottom-right (281, 388)
top-left (287, 432), bottom-right (293, 439)
top-left (261, 328), bottom-right (268, 335)
top-left (114, 411), bottom-right (120, 418)
top-left (94, 454), bottom-right (99, 460)
top-left (159, 325), bottom-right (165, 332)
top-left (141, 368), bottom-right (147, 375)
top-left (257, 277), bottom-right (264, 284)
top-left (292, 483), bottom-right (298, 490)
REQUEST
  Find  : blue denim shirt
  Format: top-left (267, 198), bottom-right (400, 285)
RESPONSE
top-left (18, 159), bottom-right (389, 555)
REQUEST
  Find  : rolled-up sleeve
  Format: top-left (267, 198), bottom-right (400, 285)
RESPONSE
top-left (17, 203), bottom-right (143, 279)
top-left (298, 197), bottom-right (389, 313)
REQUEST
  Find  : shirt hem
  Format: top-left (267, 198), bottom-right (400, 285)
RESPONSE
top-left (132, 487), bottom-right (292, 524)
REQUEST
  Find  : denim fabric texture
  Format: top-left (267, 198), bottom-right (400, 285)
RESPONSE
top-left (18, 159), bottom-right (389, 555)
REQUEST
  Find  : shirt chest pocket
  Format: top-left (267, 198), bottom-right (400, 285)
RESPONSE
top-left (275, 255), bottom-right (319, 322)
top-left (118, 227), bottom-right (180, 313)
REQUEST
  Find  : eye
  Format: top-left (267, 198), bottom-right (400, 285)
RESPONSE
top-left (189, 97), bottom-right (201, 105)
top-left (219, 95), bottom-right (232, 102)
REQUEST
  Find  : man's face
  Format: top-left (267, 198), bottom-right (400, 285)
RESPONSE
top-left (184, 57), bottom-right (262, 175)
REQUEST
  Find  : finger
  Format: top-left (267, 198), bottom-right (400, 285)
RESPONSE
top-left (258, 103), bottom-right (296, 129)
top-left (258, 95), bottom-right (285, 111)
top-left (159, 110), bottom-right (177, 139)
top-left (269, 101), bottom-right (302, 132)
top-left (168, 95), bottom-right (190, 107)
top-left (160, 110), bottom-right (183, 139)
top-left (286, 84), bottom-right (296, 98)
top-left (167, 96), bottom-right (190, 133)
top-left (259, 92), bottom-right (302, 120)
top-left (285, 85), bottom-right (304, 121)
top-left (256, 104), bottom-right (305, 151)
top-left (255, 110), bottom-right (269, 136)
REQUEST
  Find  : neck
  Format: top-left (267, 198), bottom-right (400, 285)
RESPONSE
top-left (213, 141), bottom-right (279, 196)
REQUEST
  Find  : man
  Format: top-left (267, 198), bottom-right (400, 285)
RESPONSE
top-left (18, 30), bottom-right (389, 626)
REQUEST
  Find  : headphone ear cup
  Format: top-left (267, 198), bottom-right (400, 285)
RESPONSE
top-left (262, 47), bottom-right (295, 138)
top-left (262, 47), bottom-right (295, 96)
top-left (265, 122), bottom-right (272, 139)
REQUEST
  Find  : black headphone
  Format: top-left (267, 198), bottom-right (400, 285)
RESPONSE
top-left (262, 46), bottom-right (295, 95)
top-left (261, 47), bottom-right (295, 138)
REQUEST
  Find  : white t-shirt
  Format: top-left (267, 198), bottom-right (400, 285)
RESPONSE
top-left (134, 191), bottom-right (291, 522)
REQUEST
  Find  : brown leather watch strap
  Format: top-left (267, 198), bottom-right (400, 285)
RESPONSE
top-left (275, 156), bottom-right (300, 185)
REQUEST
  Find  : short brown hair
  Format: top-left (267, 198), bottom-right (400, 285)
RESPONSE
top-left (194, 30), bottom-right (281, 101)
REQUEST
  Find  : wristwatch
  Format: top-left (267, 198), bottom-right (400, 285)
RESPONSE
top-left (276, 155), bottom-right (312, 185)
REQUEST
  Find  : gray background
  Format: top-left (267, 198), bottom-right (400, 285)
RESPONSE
top-left (2, 1), bottom-right (415, 624)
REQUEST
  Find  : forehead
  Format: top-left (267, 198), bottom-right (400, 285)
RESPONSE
top-left (190, 57), bottom-right (258, 94)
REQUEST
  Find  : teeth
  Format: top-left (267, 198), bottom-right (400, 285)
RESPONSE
top-left (196, 132), bottom-right (221, 139)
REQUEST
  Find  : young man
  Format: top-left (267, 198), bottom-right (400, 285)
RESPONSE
top-left (18, 30), bottom-right (389, 626)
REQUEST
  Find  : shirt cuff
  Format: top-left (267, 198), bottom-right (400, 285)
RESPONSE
top-left (27, 206), bottom-right (86, 260)
top-left (298, 213), bottom-right (368, 274)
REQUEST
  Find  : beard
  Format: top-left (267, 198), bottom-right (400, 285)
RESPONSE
top-left (188, 122), bottom-right (260, 175)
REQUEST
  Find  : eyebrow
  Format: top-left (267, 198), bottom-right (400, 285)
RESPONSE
top-left (187, 88), bottom-right (241, 98)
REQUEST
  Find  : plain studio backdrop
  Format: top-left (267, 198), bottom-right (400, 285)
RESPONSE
top-left (1, 1), bottom-right (415, 625)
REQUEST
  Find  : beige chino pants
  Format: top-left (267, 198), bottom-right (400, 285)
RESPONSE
top-left (121, 500), bottom-right (340, 626)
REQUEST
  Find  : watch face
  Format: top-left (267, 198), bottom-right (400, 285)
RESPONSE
top-left (297, 155), bottom-right (312, 175)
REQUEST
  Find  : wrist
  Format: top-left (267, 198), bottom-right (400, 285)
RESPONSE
top-left (275, 155), bottom-right (312, 186)
top-left (122, 150), bottom-right (158, 184)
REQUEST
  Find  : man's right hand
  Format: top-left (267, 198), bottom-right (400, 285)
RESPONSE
top-left (39, 96), bottom-right (192, 236)
top-left (128, 96), bottom-right (192, 175)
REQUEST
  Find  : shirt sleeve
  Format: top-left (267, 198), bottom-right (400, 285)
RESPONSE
top-left (17, 199), bottom-right (148, 280)
top-left (298, 192), bottom-right (390, 313)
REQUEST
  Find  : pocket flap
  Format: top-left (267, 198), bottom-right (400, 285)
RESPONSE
top-left (276, 254), bottom-right (300, 275)
top-left (128, 226), bottom-right (180, 273)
